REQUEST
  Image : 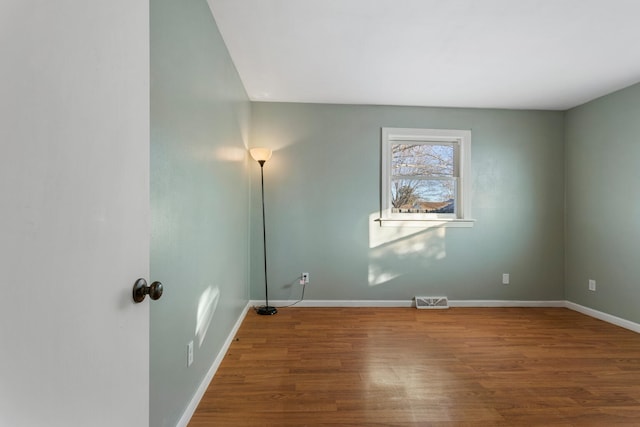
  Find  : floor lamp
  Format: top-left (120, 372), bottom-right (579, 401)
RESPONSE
top-left (250, 148), bottom-right (277, 315)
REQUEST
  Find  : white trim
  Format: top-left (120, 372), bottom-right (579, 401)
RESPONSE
top-left (564, 301), bottom-right (640, 334)
top-left (177, 302), bottom-right (251, 427)
top-left (265, 300), bottom-right (639, 332)
top-left (261, 299), bottom-right (565, 308)
top-left (381, 127), bottom-right (472, 226)
top-left (378, 219), bottom-right (476, 228)
top-left (450, 300), bottom-right (566, 307)
top-left (261, 299), bottom-right (414, 308)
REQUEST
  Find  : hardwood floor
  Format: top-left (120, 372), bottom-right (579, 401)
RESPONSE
top-left (189, 307), bottom-right (640, 426)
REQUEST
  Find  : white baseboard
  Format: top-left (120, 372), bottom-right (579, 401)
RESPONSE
top-left (255, 299), bottom-right (566, 308)
top-left (450, 300), bottom-right (566, 307)
top-left (176, 301), bottom-right (251, 427)
top-left (262, 299), bottom-right (639, 332)
top-left (259, 299), bottom-right (414, 307)
top-left (564, 301), bottom-right (640, 334)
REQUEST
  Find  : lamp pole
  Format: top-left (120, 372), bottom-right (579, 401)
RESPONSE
top-left (256, 158), bottom-right (277, 315)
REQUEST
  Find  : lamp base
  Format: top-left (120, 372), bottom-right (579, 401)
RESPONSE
top-left (256, 305), bottom-right (278, 315)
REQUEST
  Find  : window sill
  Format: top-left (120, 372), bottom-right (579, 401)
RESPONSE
top-left (375, 218), bottom-right (476, 228)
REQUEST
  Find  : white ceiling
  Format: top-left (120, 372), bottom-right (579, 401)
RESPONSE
top-left (207, 0), bottom-right (640, 110)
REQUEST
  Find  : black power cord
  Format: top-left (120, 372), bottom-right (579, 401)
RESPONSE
top-left (277, 281), bottom-right (306, 308)
top-left (252, 276), bottom-right (307, 312)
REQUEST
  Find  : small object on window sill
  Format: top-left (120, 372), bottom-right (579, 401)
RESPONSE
top-left (374, 217), bottom-right (475, 228)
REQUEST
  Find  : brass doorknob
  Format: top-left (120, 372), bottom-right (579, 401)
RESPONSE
top-left (132, 278), bottom-right (163, 303)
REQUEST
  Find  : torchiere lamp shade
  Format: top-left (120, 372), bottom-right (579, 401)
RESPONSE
top-left (249, 147), bottom-right (272, 163)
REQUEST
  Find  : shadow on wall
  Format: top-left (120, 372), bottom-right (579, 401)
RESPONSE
top-left (368, 212), bottom-right (446, 287)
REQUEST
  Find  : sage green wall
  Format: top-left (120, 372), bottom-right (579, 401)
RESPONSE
top-left (250, 103), bottom-right (565, 302)
top-left (565, 82), bottom-right (640, 322)
top-left (150, 1), bottom-right (250, 426)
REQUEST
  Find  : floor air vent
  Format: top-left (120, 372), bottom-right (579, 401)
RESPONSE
top-left (415, 296), bottom-right (449, 309)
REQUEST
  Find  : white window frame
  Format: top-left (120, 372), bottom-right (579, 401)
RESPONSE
top-left (380, 127), bottom-right (474, 228)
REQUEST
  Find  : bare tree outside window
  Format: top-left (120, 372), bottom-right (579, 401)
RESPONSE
top-left (390, 143), bottom-right (456, 213)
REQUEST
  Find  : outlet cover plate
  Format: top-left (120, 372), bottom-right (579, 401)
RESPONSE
top-left (187, 341), bottom-right (194, 367)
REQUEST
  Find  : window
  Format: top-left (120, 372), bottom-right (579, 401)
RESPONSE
top-left (380, 127), bottom-right (473, 227)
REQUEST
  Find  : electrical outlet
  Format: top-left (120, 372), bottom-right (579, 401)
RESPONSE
top-left (502, 273), bottom-right (510, 285)
top-left (187, 341), bottom-right (194, 367)
top-left (588, 279), bottom-right (596, 292)
top-left (301, 272), bottom-right (309, 284)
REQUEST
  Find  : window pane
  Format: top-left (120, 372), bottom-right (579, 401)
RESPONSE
top-left (391, 143), bottom-right (454, 178)
top-left (391, 179), bottom-right (456, 213)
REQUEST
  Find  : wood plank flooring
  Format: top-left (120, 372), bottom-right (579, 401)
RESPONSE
top-left (189, 307), bottom-right (640, 426)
